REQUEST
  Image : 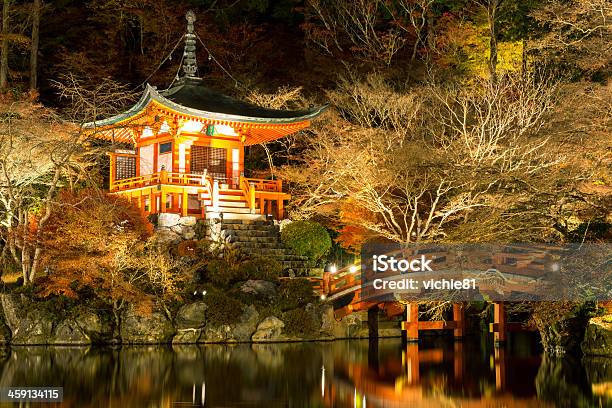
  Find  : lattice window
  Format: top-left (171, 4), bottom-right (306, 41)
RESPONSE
top-left (115, 155), bottom-right (136, 180)
top-left (191, 146), bottom-right (227, 180)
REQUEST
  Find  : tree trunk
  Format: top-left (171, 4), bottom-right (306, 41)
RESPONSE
top-left (29, 0), bottom-right (40, 91)
top-left (487, 2), bottom-right (499, 83)
top-left (0, 0), bottom-right (10, 91)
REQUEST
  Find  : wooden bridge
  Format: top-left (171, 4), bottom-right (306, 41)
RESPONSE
top-left (307, 245), bottom-right (567, 343)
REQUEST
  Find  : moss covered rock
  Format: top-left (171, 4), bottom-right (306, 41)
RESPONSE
top-left (582, 316), bottom-right (612, 356)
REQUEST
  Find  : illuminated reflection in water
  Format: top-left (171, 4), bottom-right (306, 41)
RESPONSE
top-left (0, 335), bottom-right (608, 407)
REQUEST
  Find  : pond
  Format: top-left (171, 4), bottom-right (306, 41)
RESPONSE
top-left (0, 334), bottom-right (608, 407)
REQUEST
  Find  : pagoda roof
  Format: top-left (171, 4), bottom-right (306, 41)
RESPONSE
top-left (84, 79), bottom-right (328, 129)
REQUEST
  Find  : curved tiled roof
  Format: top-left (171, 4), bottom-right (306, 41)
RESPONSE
top-left (84, 79), bottom-right (328, 129)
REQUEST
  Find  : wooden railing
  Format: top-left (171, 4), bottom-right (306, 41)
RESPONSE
top-left (243, 177), bottom-right (283, 192)
top-left (111, 171), bottom-right (211, 191)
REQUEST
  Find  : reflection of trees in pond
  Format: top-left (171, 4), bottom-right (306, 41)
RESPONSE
top-left (0, 344), bottom-right (327, 407)
top-left (0, 340), bottom-right (607, 407)
top-left (535, 354), bottom-right (607, 408)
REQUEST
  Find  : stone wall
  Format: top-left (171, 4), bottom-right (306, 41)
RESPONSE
top-left (0, 294), bottom-right (399, 345)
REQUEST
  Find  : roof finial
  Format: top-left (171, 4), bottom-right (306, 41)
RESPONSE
top-left (182, 11), bottom-right (198, 78)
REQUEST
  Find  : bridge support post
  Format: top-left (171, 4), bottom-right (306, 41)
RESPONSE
top-left (402, 303), bottom-right (419, 342)
top-left (453, 303), bottom-right (465, 339)
top-left (491, 302), bottom-right (507, 346)
top-left (367, 307), bottom-right (379, 339)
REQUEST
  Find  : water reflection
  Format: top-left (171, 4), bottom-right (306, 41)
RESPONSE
top-left (0, 335), bottom-right (607, 407)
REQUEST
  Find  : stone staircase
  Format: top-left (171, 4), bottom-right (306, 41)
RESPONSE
top-left (211, 219), bottom-right (312, 276)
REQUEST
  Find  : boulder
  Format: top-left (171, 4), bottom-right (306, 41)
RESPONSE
top-left (0, 294), bottom-right (53, 345)
top-left (230, 305), bottom-right (260, 342)
top-left (241, 280), bottom-right (277, 298)
top-left (73, 308), bottom-right (113, 343)
top-left (175, 302), bottom-right (207, 330)
top-left (582, 316), bottom-right (612, 356)
top-left (155, 229), bottom-right (182, 244)
top-left (120, 305), bottom-right (175, 344)
top-left (252, 316), bottom-right (285, 342)
top-left (201, 305), bottom-right (259, 343)
top-left (320, 304), bottom-right (361, 339)
top-left (52, 319), bottom-right (89, 344)
top-left (157, 213), bottom-right (181, 228)
top-left (180, 225), bottom-right (196, 240)
top-left (202, 325), bottom-right (232, 343)
top-left (173, 329), bottom-right (202, 344)
top-left (179, 216), bottom-right (197, 227)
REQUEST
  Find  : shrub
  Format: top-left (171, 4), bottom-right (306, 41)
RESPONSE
top-left (278, 278), bottom-right (315, 311)
top-left (206, 259), bottom-right (246, 287)
top-left (242, 257), bottom-right (282, 281)
top-left (281, 220), bottom-right (331, 262)
top-left (282, 308), bottom-right (320, 337)
top-left (204, 289), bottom-right (243, 326)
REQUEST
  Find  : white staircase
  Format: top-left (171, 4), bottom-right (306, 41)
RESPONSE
top-left (200, 188), bottom-right (264, 221)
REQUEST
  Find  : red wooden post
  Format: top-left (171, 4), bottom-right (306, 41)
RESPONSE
top-left (402, 303), bottom-right (419, 342)
top-left (453, 303), bottom-right (465, 338)
top-left (494, 302), bottom-right (507, 345)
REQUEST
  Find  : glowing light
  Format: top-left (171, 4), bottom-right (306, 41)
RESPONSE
top-left (321, 366), bottom-right (325, 397)
top-left (349, 265), bottom-right (358, 273)
top-left (142, 126), bottom-right (154, 138)
top-left (214, 124), bottom-right (238, 136)
top-left (320, 294), bottom-right (326, 301)
top-left (159, 121), bottom-right (171, 134)
top-left (181, 120), bottom-right (204, 133)
top-left (330, 265), bottom-right (337, 273)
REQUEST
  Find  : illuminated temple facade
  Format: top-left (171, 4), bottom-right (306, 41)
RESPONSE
top-left (85, 11), bottom-right (326, 221)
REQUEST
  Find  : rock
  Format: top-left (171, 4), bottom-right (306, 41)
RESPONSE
top-left (120, 305), bottom-right (175, 344)
top-left (241, 280), bottom-right (277, 298)
top-left (582, 316), bottom-right (612, 356)
top-left (157, 213), bottom-right (181, 228)
top-left (319, 304), bottom-right (361, 339)
top-left (202, 325), bottom-right (232, 343)
top-left (0, 294), bottom-right (53, 345)
top-left (532, 305), bottom-right (593, 356)
top-left (173, 329), bottom-right (202, 344)
top-left (52, 319), bottom-right (89, 344)
top-left (180, 225), bottom-right (196, 240)
top-left (73, 308), bottom-right (113, 343)
top-left (252, 316), bottom-right (285, 342)
top-left (230, 305), bottom-right (260, 342)
top-left (201, 305), bottom-right (259, 343)
top-left (179, 216), bottom-right (197, 226)
top-left (175, 302), bottom-right (207, 330)
top-left (155, 229), bottom-right (182, 244)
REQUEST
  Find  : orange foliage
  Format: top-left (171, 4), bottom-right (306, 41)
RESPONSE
top-left (36, 189), bottom-right (154, 303)
top-left (335, 200), bottom-right (378, 252)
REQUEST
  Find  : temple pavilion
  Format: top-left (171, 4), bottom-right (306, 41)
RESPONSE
top-left (85, 11), bottom-right (327, 221)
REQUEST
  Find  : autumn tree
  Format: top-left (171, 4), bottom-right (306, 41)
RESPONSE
top-left (279, 72), bottom-right (603, 244)
top-left (530, 0), bottom-right (611, 79)
top-left (37, 189), bottom-right (184, 324)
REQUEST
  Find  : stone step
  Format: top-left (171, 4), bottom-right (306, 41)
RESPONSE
top-left (230, 241), bottom-right (284, 249)
top-left (220, 224), bottom-right (278, 232)
top-left (229, 236), bottom-right (279, 244)
top-left (206, 206), bottom-right (254, 215)
top-left (229, 230), bottom-right (279, 238)
top-left (206, 212), bottom-right (265, 221)
top-left (202, 200), bottom-right (248, 208)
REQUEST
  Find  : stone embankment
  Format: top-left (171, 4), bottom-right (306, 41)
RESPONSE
top-left (0, 293), bottom-right (398, 345)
